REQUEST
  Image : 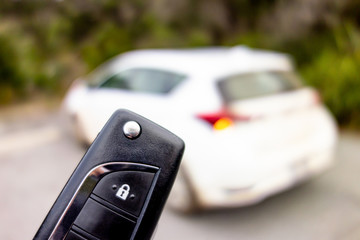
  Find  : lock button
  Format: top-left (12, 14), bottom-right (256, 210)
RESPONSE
top-left (92, 171), bottom-right (155, 216)
top-left (116, 184), bottom-right (130, 200)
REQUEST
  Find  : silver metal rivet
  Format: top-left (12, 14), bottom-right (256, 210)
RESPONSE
top-left (123, 121), bottom-right (141, 139)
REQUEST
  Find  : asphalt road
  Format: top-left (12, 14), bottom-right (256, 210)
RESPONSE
top-left (1, 108), bottom-right (360, 240)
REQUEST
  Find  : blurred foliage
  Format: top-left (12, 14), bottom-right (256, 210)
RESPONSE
top-left (0, 0), bottom-right (359, 128)
top-left (301, 23), bottom-right (360, 127)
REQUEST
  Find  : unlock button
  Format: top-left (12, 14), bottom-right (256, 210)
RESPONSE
top-left (93, 171), bottom-right (155, 216)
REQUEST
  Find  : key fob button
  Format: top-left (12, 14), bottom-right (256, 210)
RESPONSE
top-left (93, 170), bottom-right (155, 216)
top-left (74, 198), bottom-right (135, 240)
top-left (64, 231), bottom-right (88, 240)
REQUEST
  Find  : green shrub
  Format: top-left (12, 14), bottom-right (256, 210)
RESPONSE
top-left (300, 24), bottom-right (360, 127)
top-left (81, 22), bottom-right (133, 69)
top-left (0, 36), bottom-right (25, 104)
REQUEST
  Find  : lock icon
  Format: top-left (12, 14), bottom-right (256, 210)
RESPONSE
top-left (116, 184), bottom-right (130, 200)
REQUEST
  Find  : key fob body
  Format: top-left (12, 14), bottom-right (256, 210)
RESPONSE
top-left (34, 109), bottom-right (185, 240)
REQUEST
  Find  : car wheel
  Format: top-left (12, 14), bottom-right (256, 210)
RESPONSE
top-left (168, 166), bottom-right (200, 214)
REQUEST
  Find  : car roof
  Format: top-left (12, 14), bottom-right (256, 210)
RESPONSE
top-left (106, 46), bottom-right (294, 80)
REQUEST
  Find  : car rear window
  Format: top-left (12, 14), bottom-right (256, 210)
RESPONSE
top-left (217, 71), bottom-right (302, 102)
top-left (98, 68), bottom-right (186, 94)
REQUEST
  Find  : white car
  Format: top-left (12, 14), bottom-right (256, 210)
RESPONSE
top-left (63, 46), bottom-right (337, 212)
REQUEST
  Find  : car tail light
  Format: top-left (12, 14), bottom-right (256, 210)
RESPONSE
top-left (213, 117), bottom-right (233, 130)
top-left (196, 109), bottom-right (250, 130)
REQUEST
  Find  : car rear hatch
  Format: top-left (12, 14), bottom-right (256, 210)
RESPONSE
top-left (197, 71), bottom-right (334, 188)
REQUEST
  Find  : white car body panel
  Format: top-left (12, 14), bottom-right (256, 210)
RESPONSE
top-left (63, 46), bottom-right (337, 209)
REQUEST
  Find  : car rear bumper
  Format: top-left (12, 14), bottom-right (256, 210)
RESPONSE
top-left (191, 147), bottom-right (335, 209)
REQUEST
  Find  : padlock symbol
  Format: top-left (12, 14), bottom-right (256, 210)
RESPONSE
top-left (116, 184), bottom-right (130, 200)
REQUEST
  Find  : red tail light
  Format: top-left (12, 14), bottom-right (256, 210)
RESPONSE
top-left (196, 111), bottom-right (229, 125)
top-left (196, 110), bottom-right (251, 130)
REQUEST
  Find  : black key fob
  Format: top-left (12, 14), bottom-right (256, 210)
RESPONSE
top-left (34, 109), bottom-right (185, 240)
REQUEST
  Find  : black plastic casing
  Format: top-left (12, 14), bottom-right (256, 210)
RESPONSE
top-left (34, 109), bottom-right (185, 240)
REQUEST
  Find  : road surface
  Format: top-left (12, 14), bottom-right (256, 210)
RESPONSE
top-left (0, 108), bottom-right (360, 240)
